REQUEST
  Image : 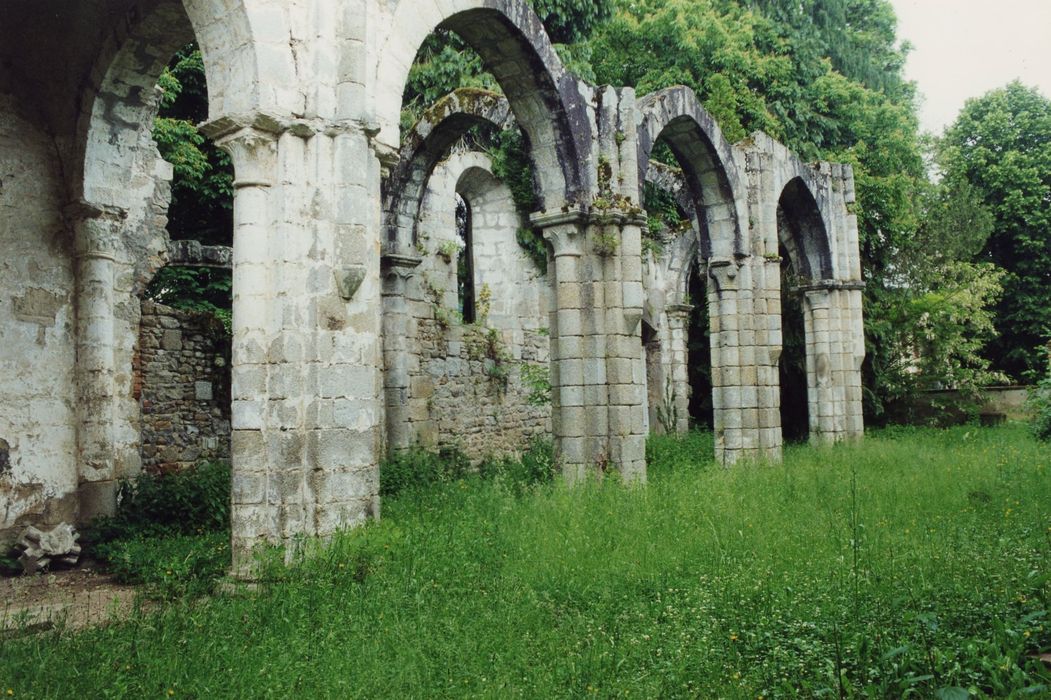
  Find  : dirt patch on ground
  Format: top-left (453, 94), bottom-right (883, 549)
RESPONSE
top-left (0, 565), bottom-right (144, 634)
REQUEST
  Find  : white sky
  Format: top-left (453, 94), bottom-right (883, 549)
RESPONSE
top-left (890, 0), bottom-right (1051, 135)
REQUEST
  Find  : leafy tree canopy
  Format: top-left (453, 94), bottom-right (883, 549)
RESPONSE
top-left (149, 45), bottom-right (233, 327)
top-left (938, 81), bottom-right (1051, 379)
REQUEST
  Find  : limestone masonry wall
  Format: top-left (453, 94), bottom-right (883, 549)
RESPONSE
top-left (137, 301), bottom-right (231, 474)
top-left (0, 91), bottom-right (78, 546)
top-left (385, 150), bottom-right (552, 459)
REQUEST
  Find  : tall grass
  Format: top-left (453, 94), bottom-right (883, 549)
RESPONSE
top-left (1, 425), bottom-right (1048, 697)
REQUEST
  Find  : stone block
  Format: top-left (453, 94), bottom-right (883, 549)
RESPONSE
top-left (411, 376), bottom-right (435, 399)
top-left (232, 472), bottom-right (266, 505)
top-left (560, 407), bottom-right (586, 437)
top-left (161, 329), bottom-right (183, 351)
top-left (195, 381), bottom-right (214, 401)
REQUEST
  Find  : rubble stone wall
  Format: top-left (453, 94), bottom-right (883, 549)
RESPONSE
top-left (384, 150), bottom-right (552, 460)
top-left (137, 301), bottom-right (231, 473)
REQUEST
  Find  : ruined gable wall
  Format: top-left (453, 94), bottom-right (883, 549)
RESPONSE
top-left (0, 92), bottom-right (78, 544)
top-left (395, 151), bottom-right (552, 458)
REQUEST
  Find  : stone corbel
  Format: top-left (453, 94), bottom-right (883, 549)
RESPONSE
top-left (336, 266), bottom-right (367, 301)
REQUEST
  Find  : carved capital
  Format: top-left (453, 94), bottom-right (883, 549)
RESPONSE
top-left (707, 257), bottom-right (739, 291)
top-left (381, 253), bottom-right (422, 295)
top-left (543, 225), bottom-right (584, 259)
top-left (68, 200), bottom-right (127, 261)
top-left (526, 210), bottom-right (580, 260)
top-left (212, 127), bottom-right (279, 189)
top-left (666, 303), bottom-right (693, 321)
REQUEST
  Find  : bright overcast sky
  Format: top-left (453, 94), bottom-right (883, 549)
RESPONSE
top-left (890, 0), bottom-right (1051, 135)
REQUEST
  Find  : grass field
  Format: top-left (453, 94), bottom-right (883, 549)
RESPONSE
top-left (1, 425), bottom-right (1049, 698)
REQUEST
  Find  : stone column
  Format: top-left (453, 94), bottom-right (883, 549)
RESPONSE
top-left (72, 202), bottom-right (125, 520)
top-left (535, 211), bottom-right (589, 481)
top-left (212, 125), bottom-right (280, 573)
top-left (845, 285), bottom-right (866, 439)
top-left (802, 286), bottom-right (835, 442)
top-left (708, 257), bottom-right (762, 464)
top-left (531, 208), bottom-right (648, 482)
top-left (799, 281), bottom-right (867, 444)
top-left (664, 304), bottom-right (693, 434)
top-left (755, 257), bottom-right (784, 459)
top-left (381, 253), bottom-right (422, 453)
top-left (599, 213), bottom-right (647, 482)
top-left (207, 118), bottom-right (385, 575)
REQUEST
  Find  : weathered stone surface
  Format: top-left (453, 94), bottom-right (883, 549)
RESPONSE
top-left (15, 523), bottom-right (81, 574)
top-left (0, 0), bottom-right (865, 565)
top-left (139, 302), bottom-right (231, 474)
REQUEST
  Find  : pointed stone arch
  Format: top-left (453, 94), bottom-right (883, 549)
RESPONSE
top-left (776, 172), bottom-right (835, 282)
top-left (374, 0), bottom-right (591, 210)
top-left (636, 86), bottom-right (748, 259)
top-left (383, 89), bottom-right (513, 253)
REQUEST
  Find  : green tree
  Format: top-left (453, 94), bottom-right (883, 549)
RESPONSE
top-left (153, 46), bottom-right (233, 246)
top-left (587, 0), bottom-right (931, 418)
top-left (939, 81), bottom-right (1051, 379)
top-left (149, 44), bottom-right (233, 327)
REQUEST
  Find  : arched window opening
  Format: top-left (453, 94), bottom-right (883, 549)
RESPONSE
top-left (139, 44), bottom-right (234, 473)
top-left (687, 264), bottom-right (714, 430)
top-left (147, 43), bottom-right (233, 327)
top-left (779, 239), bottom-right (809, 443)
top-left (455, 193), bottom-right (476, 324)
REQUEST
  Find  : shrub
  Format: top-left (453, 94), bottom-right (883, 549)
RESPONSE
top-left (382, 439), bottom-right (555, 498)
top-left (84, 462), bottom-right (232, 599)
top-left (380, 445), bottom-right (473, 498)
top-left (1029, 347), bottom-right (1051, 440)
top-left (477, 437), bottom-right (555, 492)
top-left (86, 461), bottom-right (231, 544)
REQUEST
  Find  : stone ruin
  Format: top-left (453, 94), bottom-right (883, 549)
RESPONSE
top-left (0, 0), bottom-right (864, 573)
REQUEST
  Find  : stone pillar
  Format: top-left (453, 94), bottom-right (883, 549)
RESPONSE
top-left (802, 286), bottom-right (836, 442)
top-left (72, 202), bottom-right (125, 520)
top-left (800, 281), bottom-right (866, 444)
top-left (845, 285), bottom-right (866, 439)
top-left (600, 214), bottom-right (648, 482)
top-left (664, 304), bottom-right (693, 434)
top-left (381, 253), bottom-right (422, 453)
top-left (536, 212), bottom-right (589, 481)
top-left (708, 257), bottom-right (762, 464)
top-left (213, 126), bottom-right (280, 573)
top-left (755, 257), bottom-right (784, 459)
top-left (533, 208), bottom-right (648, 482)
top-left (209, 118), bottom-right (385, 575)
